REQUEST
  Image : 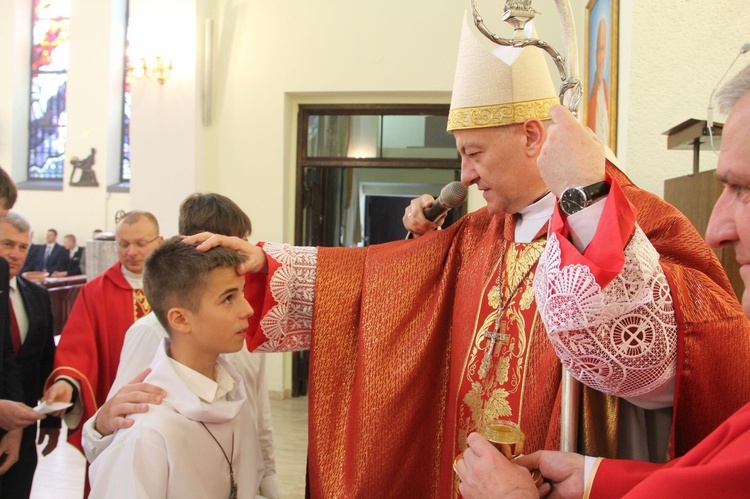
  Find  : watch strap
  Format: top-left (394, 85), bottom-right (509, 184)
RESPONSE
top-left (581, 181), bottom-right (610, 201)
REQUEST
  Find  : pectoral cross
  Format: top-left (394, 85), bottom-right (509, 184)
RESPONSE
top-left (229, 470), bottom-right (238, 499)
top-left (479, 321), bottom-right (508, 378)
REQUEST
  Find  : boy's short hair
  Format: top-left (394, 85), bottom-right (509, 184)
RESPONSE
top-left (178, 193), bottom-right (252, 239)
top-left (0, 167), bottom-right (18, 210)
top-left (143, 236), bottom-right (246, 332)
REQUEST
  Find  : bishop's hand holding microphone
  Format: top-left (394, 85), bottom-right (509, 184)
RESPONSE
top-left (404, 181), bottom-right (468, 239)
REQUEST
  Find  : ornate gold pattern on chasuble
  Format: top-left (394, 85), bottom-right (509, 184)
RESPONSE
top-left (457, 239), bottom-right (545, 450)
top-left (132, 289), bottom-right (151, 322)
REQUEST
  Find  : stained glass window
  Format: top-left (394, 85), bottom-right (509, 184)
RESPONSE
top-left (120, 2), bottom-right (131, 182)
top-left (28, 0), bottom-right (71, 180)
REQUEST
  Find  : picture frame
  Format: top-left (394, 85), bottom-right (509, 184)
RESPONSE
top-left (584, 0), bottom-right (619, 153)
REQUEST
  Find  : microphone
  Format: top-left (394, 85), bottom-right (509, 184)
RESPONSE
top-left (707, 43), bottom-right (750, 152)
top-left (423, 181), bottom-right (469, 222)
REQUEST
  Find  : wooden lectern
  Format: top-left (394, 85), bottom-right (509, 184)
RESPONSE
top-left (663, 118), bottom-right (742, 300)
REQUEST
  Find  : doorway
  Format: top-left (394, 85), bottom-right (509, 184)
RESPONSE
top-left (291, 104), bottom-right (462, 395)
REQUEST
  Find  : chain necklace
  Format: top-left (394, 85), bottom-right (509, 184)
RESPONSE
top-left (200, 422), bottom-right (238, 499)
top-left (478, 242), bottom-right (542, 379)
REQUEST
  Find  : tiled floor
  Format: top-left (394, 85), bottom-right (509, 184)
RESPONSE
top-left (30, 396), bottom-right (309, 498)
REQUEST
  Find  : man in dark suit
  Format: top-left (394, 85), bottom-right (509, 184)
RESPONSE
top-left (52, 234), bottom-right (84, 277)
top-left (21, 229), bottom-right (69, 274)
top-left (0, 211), bottom-right (59, 497)
top-left (0, 168), bottom-right (43, 494)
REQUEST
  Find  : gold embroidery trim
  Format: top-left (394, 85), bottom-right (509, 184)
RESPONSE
top-left (132, 288), bottom-right (151, 322)
top-left (47, 366), bottom-right (100, 413)
top-left (447, 97), bottom-right (558, 131)
top-left (459, 241), bottom-right (545, 446)
top-left (583, 457), bottom-right (605, 499)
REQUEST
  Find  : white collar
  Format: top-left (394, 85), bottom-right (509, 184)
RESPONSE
top-left (514, 192), bottom-right (555, 243)
top-left (147, 338), bottom-right (246, 423)
top-left (119, 264), bottom-right (143, 289)
top-left (167, 355), bottom-right (236, 403)
top-left (517, 191), bottom-right (555, 221)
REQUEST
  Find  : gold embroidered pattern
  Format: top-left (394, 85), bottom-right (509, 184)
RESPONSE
top-left (447, 97), bottom-right (558, 131)
top-left (458, 240), bottom-right (545, 449)
top-left (132, 288), bottom-right (151, 322)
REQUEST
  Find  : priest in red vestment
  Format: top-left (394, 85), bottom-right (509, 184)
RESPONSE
top-left (453, 47), bottom-right (750, 499)
top-left (42, 211), bottom-right (162, 453)
top-left (185, 18), bottom-right (750, 499)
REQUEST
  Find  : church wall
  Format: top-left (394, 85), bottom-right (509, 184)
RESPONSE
top-left (621, 1), bottom-right (750, 196)
top-left (1, 0), bottom-right (131, 244)
top-left (3, 0), bottom-right (749, 396)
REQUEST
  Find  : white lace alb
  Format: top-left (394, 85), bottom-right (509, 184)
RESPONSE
top-left (255, 243), bottom-right (317, 352)
top-left (533, 226), bottom-right (677, 398)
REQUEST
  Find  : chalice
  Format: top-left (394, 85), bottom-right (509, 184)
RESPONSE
top-left (484, 421), bottom-right (542, 485)
top-left (453, 420), bottom-right (542, 485)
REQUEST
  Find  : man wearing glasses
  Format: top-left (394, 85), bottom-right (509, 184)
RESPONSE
top-left (42, 211), bottom-right (163, 465)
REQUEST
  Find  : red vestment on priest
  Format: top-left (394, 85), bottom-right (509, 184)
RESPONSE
top-left (590, 401), bottom-right (750, 498)
top-left (247, 164), bottom-right (750, 498)
top-left (46, 261), bottom-right (150, 452)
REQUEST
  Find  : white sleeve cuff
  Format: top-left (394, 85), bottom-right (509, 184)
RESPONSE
top-left (81, 410), bottom-right (116, 463)
top-left (259, 473), bottom-right (280, 499)
top-left (56, 375), bottom-right (84, 430)
top-left (566, 197), bottom-right (607, 252)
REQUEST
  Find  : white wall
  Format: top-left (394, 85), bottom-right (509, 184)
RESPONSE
top-left (0, 0), bottom-right (32, 189)
top-left (128, 0), bottom-right (205, 238)
top-left (3, 0), bottom-right (749, 396)
top-left (620, 1), bottom-right (750, 196)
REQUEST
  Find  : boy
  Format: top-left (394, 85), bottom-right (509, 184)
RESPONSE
top-left (82, 193), bottom-right (279, 497)
top-left (89, 238), bottom-right (263, 498)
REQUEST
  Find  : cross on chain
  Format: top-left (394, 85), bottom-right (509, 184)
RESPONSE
top-left (479, 320), bottom-right (510, 378)
top-left (229, 469), bottom-right (238, 499)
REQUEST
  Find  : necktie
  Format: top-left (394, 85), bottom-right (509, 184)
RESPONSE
top-left (8, 300), bottom-right (21, 354)
top-left (44, 245), bottom-right (52, 269)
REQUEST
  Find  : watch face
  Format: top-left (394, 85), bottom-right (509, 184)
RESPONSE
top-left (560, 188), bottom-right (587, 215)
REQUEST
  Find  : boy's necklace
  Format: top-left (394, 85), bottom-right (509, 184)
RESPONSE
top-left (200, 422), bottom-right (238, 499)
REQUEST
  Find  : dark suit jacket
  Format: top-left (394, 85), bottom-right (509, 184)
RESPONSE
top-left (4, 276), bottom-right (59, 497)
top-left (0, 258), bottom-right (24, 434)
top-left (66, 247), bottom-right (84, 276)
top-left (0, 260), bottom-right (25, 495)
top-left (15, 276), bottom-right (57, 416)
top-left (21, 243), bottom-right (69, 273)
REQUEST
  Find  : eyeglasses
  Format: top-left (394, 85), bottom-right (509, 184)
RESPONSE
top-left (117, 235), bottom-right (160, 251)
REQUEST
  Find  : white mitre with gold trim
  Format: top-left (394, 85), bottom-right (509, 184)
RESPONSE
top-left (447, 16), bottom-right (558, 131)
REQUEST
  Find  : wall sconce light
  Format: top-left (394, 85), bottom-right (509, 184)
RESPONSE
top-left (128, 56), bottom-right (173, 85)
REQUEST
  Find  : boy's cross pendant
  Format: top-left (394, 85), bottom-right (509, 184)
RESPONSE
top-left (229, 471), bottom-right (238, 499)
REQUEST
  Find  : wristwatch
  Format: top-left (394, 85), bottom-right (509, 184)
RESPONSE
top-left (558, 181), bottom-right (610, 216)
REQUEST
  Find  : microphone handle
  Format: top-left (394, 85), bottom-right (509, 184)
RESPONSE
top-left (423, 199), bottom-right (450, 222)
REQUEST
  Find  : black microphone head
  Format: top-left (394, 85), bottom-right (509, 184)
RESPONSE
top-left (440, 181), bottom-right (468, 209)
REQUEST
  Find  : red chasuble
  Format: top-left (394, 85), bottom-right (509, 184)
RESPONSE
top-left (590, 402), bottom-right (750, 498)
top-left (247, 165), bottom-right (750, 498)
top-left (46, 261), bottom-right (150, 451)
